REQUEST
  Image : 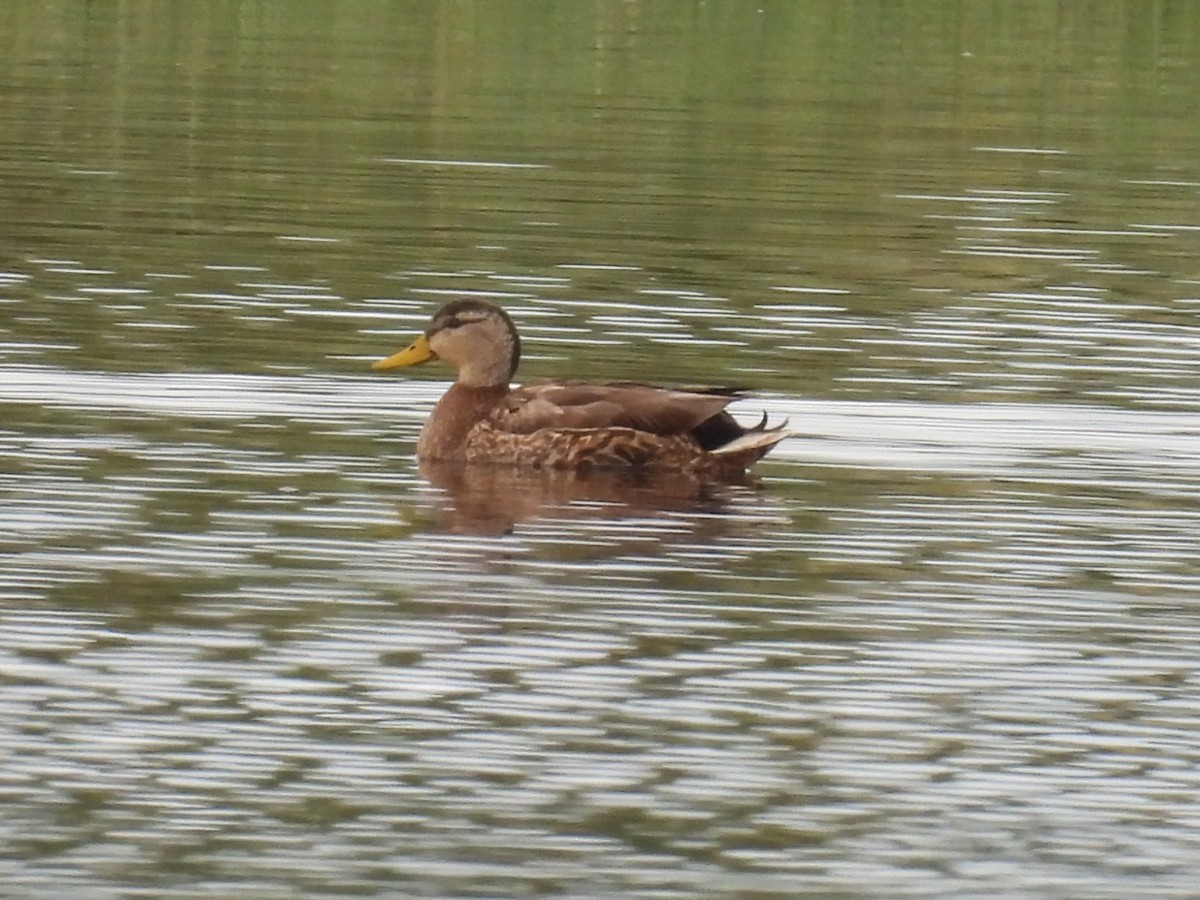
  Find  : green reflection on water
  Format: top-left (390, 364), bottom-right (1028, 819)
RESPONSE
top-left (3, 0), bottom-right (1199, 395)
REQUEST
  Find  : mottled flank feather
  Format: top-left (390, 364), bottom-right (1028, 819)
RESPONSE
top-left (373, 299), bottom-right (789, 477)
top-left (467, 423), bottom-right (707, 469)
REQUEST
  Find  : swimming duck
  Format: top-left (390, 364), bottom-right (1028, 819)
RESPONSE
top-left (372, 299), bottom-right (788, 475)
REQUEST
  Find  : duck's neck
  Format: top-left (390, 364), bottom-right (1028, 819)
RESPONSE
top-left (417, 382), bottom-right (510, 461)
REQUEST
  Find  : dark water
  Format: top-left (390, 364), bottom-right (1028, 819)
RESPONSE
top-left (3, 2), bottom-right (1200, 897)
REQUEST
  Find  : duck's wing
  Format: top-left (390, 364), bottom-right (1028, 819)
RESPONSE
top-left (491, 381), bottom-right (736, 436)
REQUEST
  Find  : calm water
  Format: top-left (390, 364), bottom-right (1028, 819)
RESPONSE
top-left (3, 2), bottom-right (1200, 897)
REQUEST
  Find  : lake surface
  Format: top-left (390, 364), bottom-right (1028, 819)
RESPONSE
top-left (3, 1), bottom-right (1200, 896)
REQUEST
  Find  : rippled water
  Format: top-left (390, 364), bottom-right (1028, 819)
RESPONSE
top-left (4, 363), bottom-right (1199, 896)
top-left (4, 2), bottom-right (1200, 897)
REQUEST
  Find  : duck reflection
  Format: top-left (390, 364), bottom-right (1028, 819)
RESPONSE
top-left (417, 459), bottom-right (767, 535)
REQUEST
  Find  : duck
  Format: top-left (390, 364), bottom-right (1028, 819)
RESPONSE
top-left (372, 299), bottom-right (788, 476)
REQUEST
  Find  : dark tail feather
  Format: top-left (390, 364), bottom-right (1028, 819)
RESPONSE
top-left (710, 420), bottom-right (790, 469)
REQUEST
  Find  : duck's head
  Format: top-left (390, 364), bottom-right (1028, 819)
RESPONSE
top-left (372, 299), bottom-right (521, 387)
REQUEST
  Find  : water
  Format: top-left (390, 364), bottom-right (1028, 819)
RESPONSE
top-left (3, 2), bottom-right (1200, 897)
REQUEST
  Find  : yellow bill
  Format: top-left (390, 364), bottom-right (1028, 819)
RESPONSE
top-left (372, 334), bottom-right (435, 370)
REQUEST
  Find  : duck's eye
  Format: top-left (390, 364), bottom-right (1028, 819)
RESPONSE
top-left (441, 312), bottom-right (486, 331)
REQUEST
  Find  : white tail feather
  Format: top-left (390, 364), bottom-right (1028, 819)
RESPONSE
top-left (711, 428), bottom-right (790, 457)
